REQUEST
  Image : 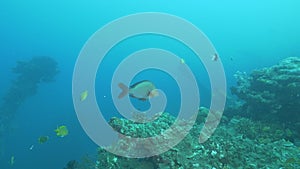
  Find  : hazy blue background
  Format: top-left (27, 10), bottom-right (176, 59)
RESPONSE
top-left (0, 0), bottom-right (299, 168)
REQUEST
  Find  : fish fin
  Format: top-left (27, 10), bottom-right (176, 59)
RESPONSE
top-left (118, 83), bottom-right (129, 99)
top-left (130, 80), bottom-right (150, 88)
top-left (139, 98), bottom-right (147, 101)
top-left (212, 53), bottom-right (218, 61)
top-left (149, 89), bottom-right (159, 97)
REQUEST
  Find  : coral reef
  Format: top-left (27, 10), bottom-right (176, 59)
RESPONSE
top-left (74, 108), bottom-right (300, 168)
top-left (230, 57), bottom-right (300, 144)
top-left (63, 160), bottom-right (79, 169)
top-left (109, 112), bottom-right (176, 138)
top-left (231, 57), bottom-right (300, 123)
top-left (64, 56), bottom-right (300, 168)
top-left (107, 111), bottom-right (194, 158)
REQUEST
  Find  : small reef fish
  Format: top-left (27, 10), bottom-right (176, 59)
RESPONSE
top-left (38, 136), bottom-right (49, 144)
top-left (118, 80), bottom-right (159, 101)
top-left (55, 125), bottom-right (69, 137)
top-left (180, 58), bottom-right (185, 64)
top-left (80, 90), bottom-right (88, 101)
top-left (29, 145), bottom-right (34, 150)
top-left (10, 155), bottom-right (15, 166)
top-left (212, 53), bottom-right (218, 61)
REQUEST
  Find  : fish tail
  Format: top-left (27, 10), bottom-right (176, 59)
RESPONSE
top-left (118, 83), bottom-right (129, 99)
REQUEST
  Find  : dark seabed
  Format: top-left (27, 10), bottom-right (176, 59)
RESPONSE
top-left (0, 1), bottom-right (300, 169)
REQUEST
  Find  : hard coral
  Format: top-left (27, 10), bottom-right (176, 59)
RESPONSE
top-left (89, 110), bottom-right (300, 169)
top-left (231, 57), bottom-right (300, 123)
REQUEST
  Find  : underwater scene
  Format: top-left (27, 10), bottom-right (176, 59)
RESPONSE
top-left (1, 1), bottom-right (300, 169)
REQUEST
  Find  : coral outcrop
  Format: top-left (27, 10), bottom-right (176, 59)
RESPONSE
top-left (231, 57), bottom-right (300, 123)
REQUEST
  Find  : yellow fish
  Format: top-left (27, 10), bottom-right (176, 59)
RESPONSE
top-left (54, 125), bottom-right (69, 137)
top-left (80, 90), bottom-right (88, 101)
top-left (10, 155), bottom-right (15, 166)
top-left (180, 58), bottom-right (185, 64)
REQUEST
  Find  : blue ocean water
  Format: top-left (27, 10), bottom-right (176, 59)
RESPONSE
top-left (0, 1), bottom-right (299, 168)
